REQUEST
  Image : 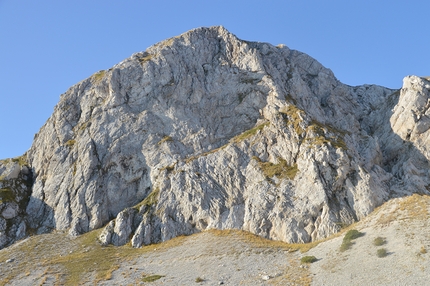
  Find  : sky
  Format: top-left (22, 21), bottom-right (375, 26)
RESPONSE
top-left (0, 0), bottom-right (429, 159)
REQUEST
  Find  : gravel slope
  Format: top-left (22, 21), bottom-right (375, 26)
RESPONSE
top-left (0, 194), bottom-right (429, 285)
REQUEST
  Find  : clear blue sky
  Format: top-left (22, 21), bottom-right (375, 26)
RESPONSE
top-left (1, 0), bottom-right (429, 159)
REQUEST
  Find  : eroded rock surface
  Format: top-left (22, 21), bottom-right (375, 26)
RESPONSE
top-left (0, 157), bottom-right (33, 248)
top-left (1, 26), bottom-right (430, 249)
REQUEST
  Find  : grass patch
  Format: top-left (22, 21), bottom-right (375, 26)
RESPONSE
top-left (93, 70), bottom-right (106, 82)
top-left (300, 255), bottom-right (317, 264)
top-left (138, 54), bottom-right (154, 65)
top-left (0, 155), bottom-right (28, 167)
top-left (0, 229), bottom-right (191, 286)
top-left (230, 122), bottom-right (269, 144)
top-left (65, 139), bottom-right (76, 148)
top-left (0, 187), bottom-right (15, 203)
top-left (208, 229), bottom-right (320, 253)
top-left (159, 163), bottom-right (176, 173)
top-left (377, 248), bottom-right (388, 258)
top-left (280, 104), bottom-right (348, 150)
top-left (373, 237), bottom-right (386, 246)
top-left (48, 230), bottom-right (126, 284)
top-left (306, 121), bottom-right (347, 150)
top-left (343, 229), bottom-right (364, 241)
top-left (133, 188), bottom-right (160, 211)
top-left (280, 105), bottom-right (305, 135)
top-left (1, 224), bottom-right (372, 284)
top-left (157, 37), bottom-right (175, 48)
top-left (340, 229), bottom-right (364, 252)
top-left (339, 240), bottom-right (353, 252)
top-left (142, 274), bottom-right (164, 282)
top-left (185, 144), bottom-right (228, 164)
top-left (11, 155), bottom-right (28, 166)
top-left (375, 194), bottom-right (430, 225)
top-left (195, 277), bottom-right (204, 283)
top-left (158, 136), bottom-right (173, 145)
top-left (253, 156), bottom-right (298, 181)
top-left (209, 223), bottom-right (368, 255)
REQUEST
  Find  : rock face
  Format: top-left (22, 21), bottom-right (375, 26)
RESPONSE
top-left (1, 26), bottom-right (430, 248)
top-left (0, 157), bottom-right (33, 248)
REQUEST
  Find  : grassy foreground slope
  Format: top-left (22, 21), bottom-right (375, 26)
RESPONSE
top-left (0, 194), bottom-right (429, 285)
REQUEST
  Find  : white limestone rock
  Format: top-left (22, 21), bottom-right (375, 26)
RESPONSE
top-left (2, 26), bottom-right (430, 249)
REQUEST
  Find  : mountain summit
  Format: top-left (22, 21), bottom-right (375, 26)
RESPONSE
top-left (1, 26), bottom-right (429, 249)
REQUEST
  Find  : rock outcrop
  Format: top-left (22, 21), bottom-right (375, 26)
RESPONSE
top-left (0, 157), bottom-right (33, 248)
top-left (1, 26), bottom-right (430, 249)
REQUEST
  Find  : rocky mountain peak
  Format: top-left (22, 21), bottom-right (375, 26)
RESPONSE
top-left (1, 27), bottom-right (429, 250)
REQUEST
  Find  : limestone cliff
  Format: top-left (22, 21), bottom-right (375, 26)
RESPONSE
top-left (1, 26), bottom-right (429, 249)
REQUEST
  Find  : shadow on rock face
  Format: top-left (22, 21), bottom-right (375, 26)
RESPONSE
top-left (0, 158), bottom-right (55, 250)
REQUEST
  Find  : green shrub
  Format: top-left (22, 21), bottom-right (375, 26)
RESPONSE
top-left (377, 248), bottom-right (388, 258)
top-left (343, 229), bottom-right (364, 241)
top-left (142, 275), bottom-right (164, 282)
top-left (300, 255), bottom-right (317, 264)
top-left (340, 229), bottom-right (364, 252)
top-left (195, 277), bottom-right (204, 283)
top-left (373, 237), bottom-right (386, 246)
top-left (339, 240), bottom-right (353, 252)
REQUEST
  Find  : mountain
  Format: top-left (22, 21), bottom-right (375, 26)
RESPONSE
top-left (1, 26), bottom-right (429, 251)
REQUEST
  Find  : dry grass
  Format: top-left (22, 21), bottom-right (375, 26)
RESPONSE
top-left (305, 122), bottom-right (347, 150)
top-left (11, 155), bottom-right (28, 166)
top-left (9, 195), bottom-right (426, 286)
top-left (185, 144), bottom-right (228, 164)
top-left (207, 228), bottom-right (335, 254)
top-left (158, 135), bottom-right (173, 145)
top-left (65, 139), bottom-right (76, 148)
top-left (398, 194), bottom-right (430, 219)
top-left (133, 188), bottom-right (160, 211)
top-left (93, 70), bottom-right (106, 82)
top-left (142, 274), bottom-right (164, 282)
top-left (269, 257), bottom-right (312, 286)
top-left (138, 54), bottom-right (154, 64)
top-left (280, 104), bottom-right (347, 150)
top-left (280, 105), bottom-right (306, 136)
top-left (253, 156), bottom-right (298, 182)
top-left (0, 228), bottom-right (190, 286)
top-left (230, 122), bottom-right (270, 144)
top-left (375, 194), bottom-right (430, 225)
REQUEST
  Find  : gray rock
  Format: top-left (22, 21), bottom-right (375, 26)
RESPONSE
top-left (1, 26), bottom-right (430, 249)
top-left (0, 157), bottom-right (33, 249)
top-left (2, 203), bottom-right (19, 219)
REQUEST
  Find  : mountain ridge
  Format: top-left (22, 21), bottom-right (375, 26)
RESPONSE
top-left (1, 26), bottom-right (429, 250)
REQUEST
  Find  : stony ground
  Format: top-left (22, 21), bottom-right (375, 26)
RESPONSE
top-left (307, 194), bottom-right (430, 286)
top-left (0, 194), bottom-right (429, 286)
